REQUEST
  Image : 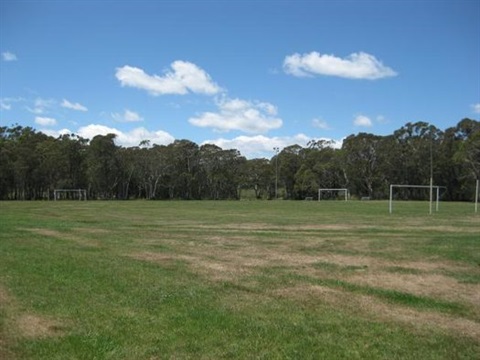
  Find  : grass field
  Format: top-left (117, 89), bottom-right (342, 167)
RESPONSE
top-left (1, 200), bottom-right (479, 359)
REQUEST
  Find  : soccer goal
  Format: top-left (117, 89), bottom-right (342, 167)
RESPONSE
top-left (389, 184), bottom-right (442, 214)
top-left (54, 189), bottom-right (87, 201)
top-left (318, 188), bottom-right (349, 201)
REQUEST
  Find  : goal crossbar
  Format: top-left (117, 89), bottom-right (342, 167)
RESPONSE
top-left (389, 184), bottom-right (443, 214)
top-left (318, 188), bottom-right (348, 201)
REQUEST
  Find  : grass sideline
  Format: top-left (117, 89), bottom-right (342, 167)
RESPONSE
top-left (1, 200), bottom-right (479, 359)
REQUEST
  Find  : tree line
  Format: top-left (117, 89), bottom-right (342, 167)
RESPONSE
top-left (0, 119), bottom-right (479, 201)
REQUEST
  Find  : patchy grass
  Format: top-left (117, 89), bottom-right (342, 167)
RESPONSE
top-left (0, 200), bottom-right (479, 359)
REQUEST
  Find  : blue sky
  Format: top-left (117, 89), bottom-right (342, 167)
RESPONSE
top-left (1, 0), bottom-right (479, 158)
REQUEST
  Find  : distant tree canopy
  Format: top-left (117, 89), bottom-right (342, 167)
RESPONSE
top-left (1, 119), bottom-right (479, 201)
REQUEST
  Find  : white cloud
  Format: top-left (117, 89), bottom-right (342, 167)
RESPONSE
top-left (27, 98), bottom-right (55, 114)
top-left (0, 101), bottom-right (11, 110)
top-left (0, 97), bottom-right (25, 111)
top-left (2, 51), bottom-right (17, 61)
top-left (283, 51), bottom-right (397, 80)
top-left (189, 97), bottom-right (283, 134)
top-left (39, 128), bottom-right (72, 138)
top-left (35, 116), bottom-right (57, 126)
top-left (112, 109), bottom-right (143, 122)
top-left (27, 107), bottom-right (44, 115)
top-left (204, 134), bottom-right (343, 159)
top-left (116, 61), bottom-right (221, 96)
top-left (312, 118), bottom-right (330, 129)
top-left (354, 115), bottom-right (373, 127)
top-left (61, 99), bottom-right (88, 112)
top-left (472, 103), bottom-right (480, 114)
top-left (75, 124), bottom-right (174, 147)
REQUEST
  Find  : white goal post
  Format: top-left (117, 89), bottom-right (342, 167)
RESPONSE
top-left (318, 188), bottom-right (349, 201)
top-left (54, 189), bottom-right (87, 201)
top-left (389, 184), bottom-right (442, 214)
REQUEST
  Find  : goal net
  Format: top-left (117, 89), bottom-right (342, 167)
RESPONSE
top-left (54, 189), bottom-right (87, 201)
top-left (318, 188), bottom-right (348, 201)
top-left (389, 184), bottom-right (441, 214)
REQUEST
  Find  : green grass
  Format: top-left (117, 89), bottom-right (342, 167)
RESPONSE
top-left (1, 200), bottom-right (479, 359)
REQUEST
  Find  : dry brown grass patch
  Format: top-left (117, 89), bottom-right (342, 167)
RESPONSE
top-left (274, 285), bottom-right (480, 341)
top-left (421, 225), bottom-right (480, 234)
top-left (128, 233), bottom-right (480, 322)
top-left (72, 227), bottom-right (110, 235)
top-left (288, 254), bottom-right (480, 314)
top-left (128, 251), bottom-right (256, 281)
top-left (26, 228), bottom-right (62, 238)
top-left (197, 223), bottom-right (378, 233)
top-left (16, 314), bottom-right (66, 339)
top-left (0, 285), bottom-right (68, 344)
top-left (25, 228), bottom-right (102, 248)
top-left (197, 223), bottom-right (273, 231)
top-left (130, 251), bottom-right (178, 263)
top-left (0, 285), bottom-right (11, 306)
top-left (283, 224), bottom-right (376, 231)
top-left (302, 253), bottom-right (471, 273)
top-left (348, 272), bottom-right (480, 308)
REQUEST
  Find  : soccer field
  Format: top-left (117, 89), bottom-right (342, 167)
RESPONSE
top-left (1, 200), bottom-right (479, 359)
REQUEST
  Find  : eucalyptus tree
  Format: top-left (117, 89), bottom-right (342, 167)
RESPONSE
top-left (0, 126), bottom-right (77, 199)
top-left (165, 140), bottom-right (199, 199)
top-left (56, 133), bottom-right (88, 190)
top-left (341, 133), bottom-right (385, 198)
top-left (146, 144), bottom-right (171, 199)
top-left (197, 144), bottom-right (223, 199)
top-left (450, 118), bottom-right (480, 200)
top-left (458, 130), bottom-right (480, 180)
top-left (306, 140), bottom-right (346, 192)
top-left (116, 146), bottom-right (138, 199)
top-left (242, 158), bottom-right (273, 199)
top-left (4, 126), bottom-right (51, 199)
top-left (293, 164), bottom-right (318, 199)
top-left (392, 122), bottom-right (443, 195)
top-left (132, 144), bottom-right (157, 199)
top-left (0, 126), bottom-right (15, 199)
top-left (34, 136), bottom-right (63, 198)
top-left (278, 144), bottom-right (303, 199)
top-left (86, 134), bottom-right (121, 199)
top-left (453, 118), bottom-right (480, 179)
top-left (197, 144), bottom-right (246, 199)
top-left (217, 148), bottom-right (247, 199)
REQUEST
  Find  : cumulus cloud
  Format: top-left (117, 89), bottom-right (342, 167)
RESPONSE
top-left (2, 51), bottom-right (17, 61)
top-left (472, 103), bottom-right (480, 114)
top-left (76, 124), bottom-right (174, 147)
top-left (61, 99), bottom-right (88, 112)
top-left (42, 125), bottom-right (174, 147)
top-left (204, 134), bottom-right (343, 159)
top-left (112, 109), bottom-right (143, 122)
top-left (354, 115), bottom-right (373, 127)
top-left (35, 116), bottom-right (57, 126)
top-left (283, 51), bottom-right (397, 80)
top-left (189, 97), bottom-right (283, 133)
top-left (115, 61), bottom-right (221, 96)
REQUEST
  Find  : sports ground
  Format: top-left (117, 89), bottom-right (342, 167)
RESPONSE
top-left (1, 200), bottom-right (479, 359)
